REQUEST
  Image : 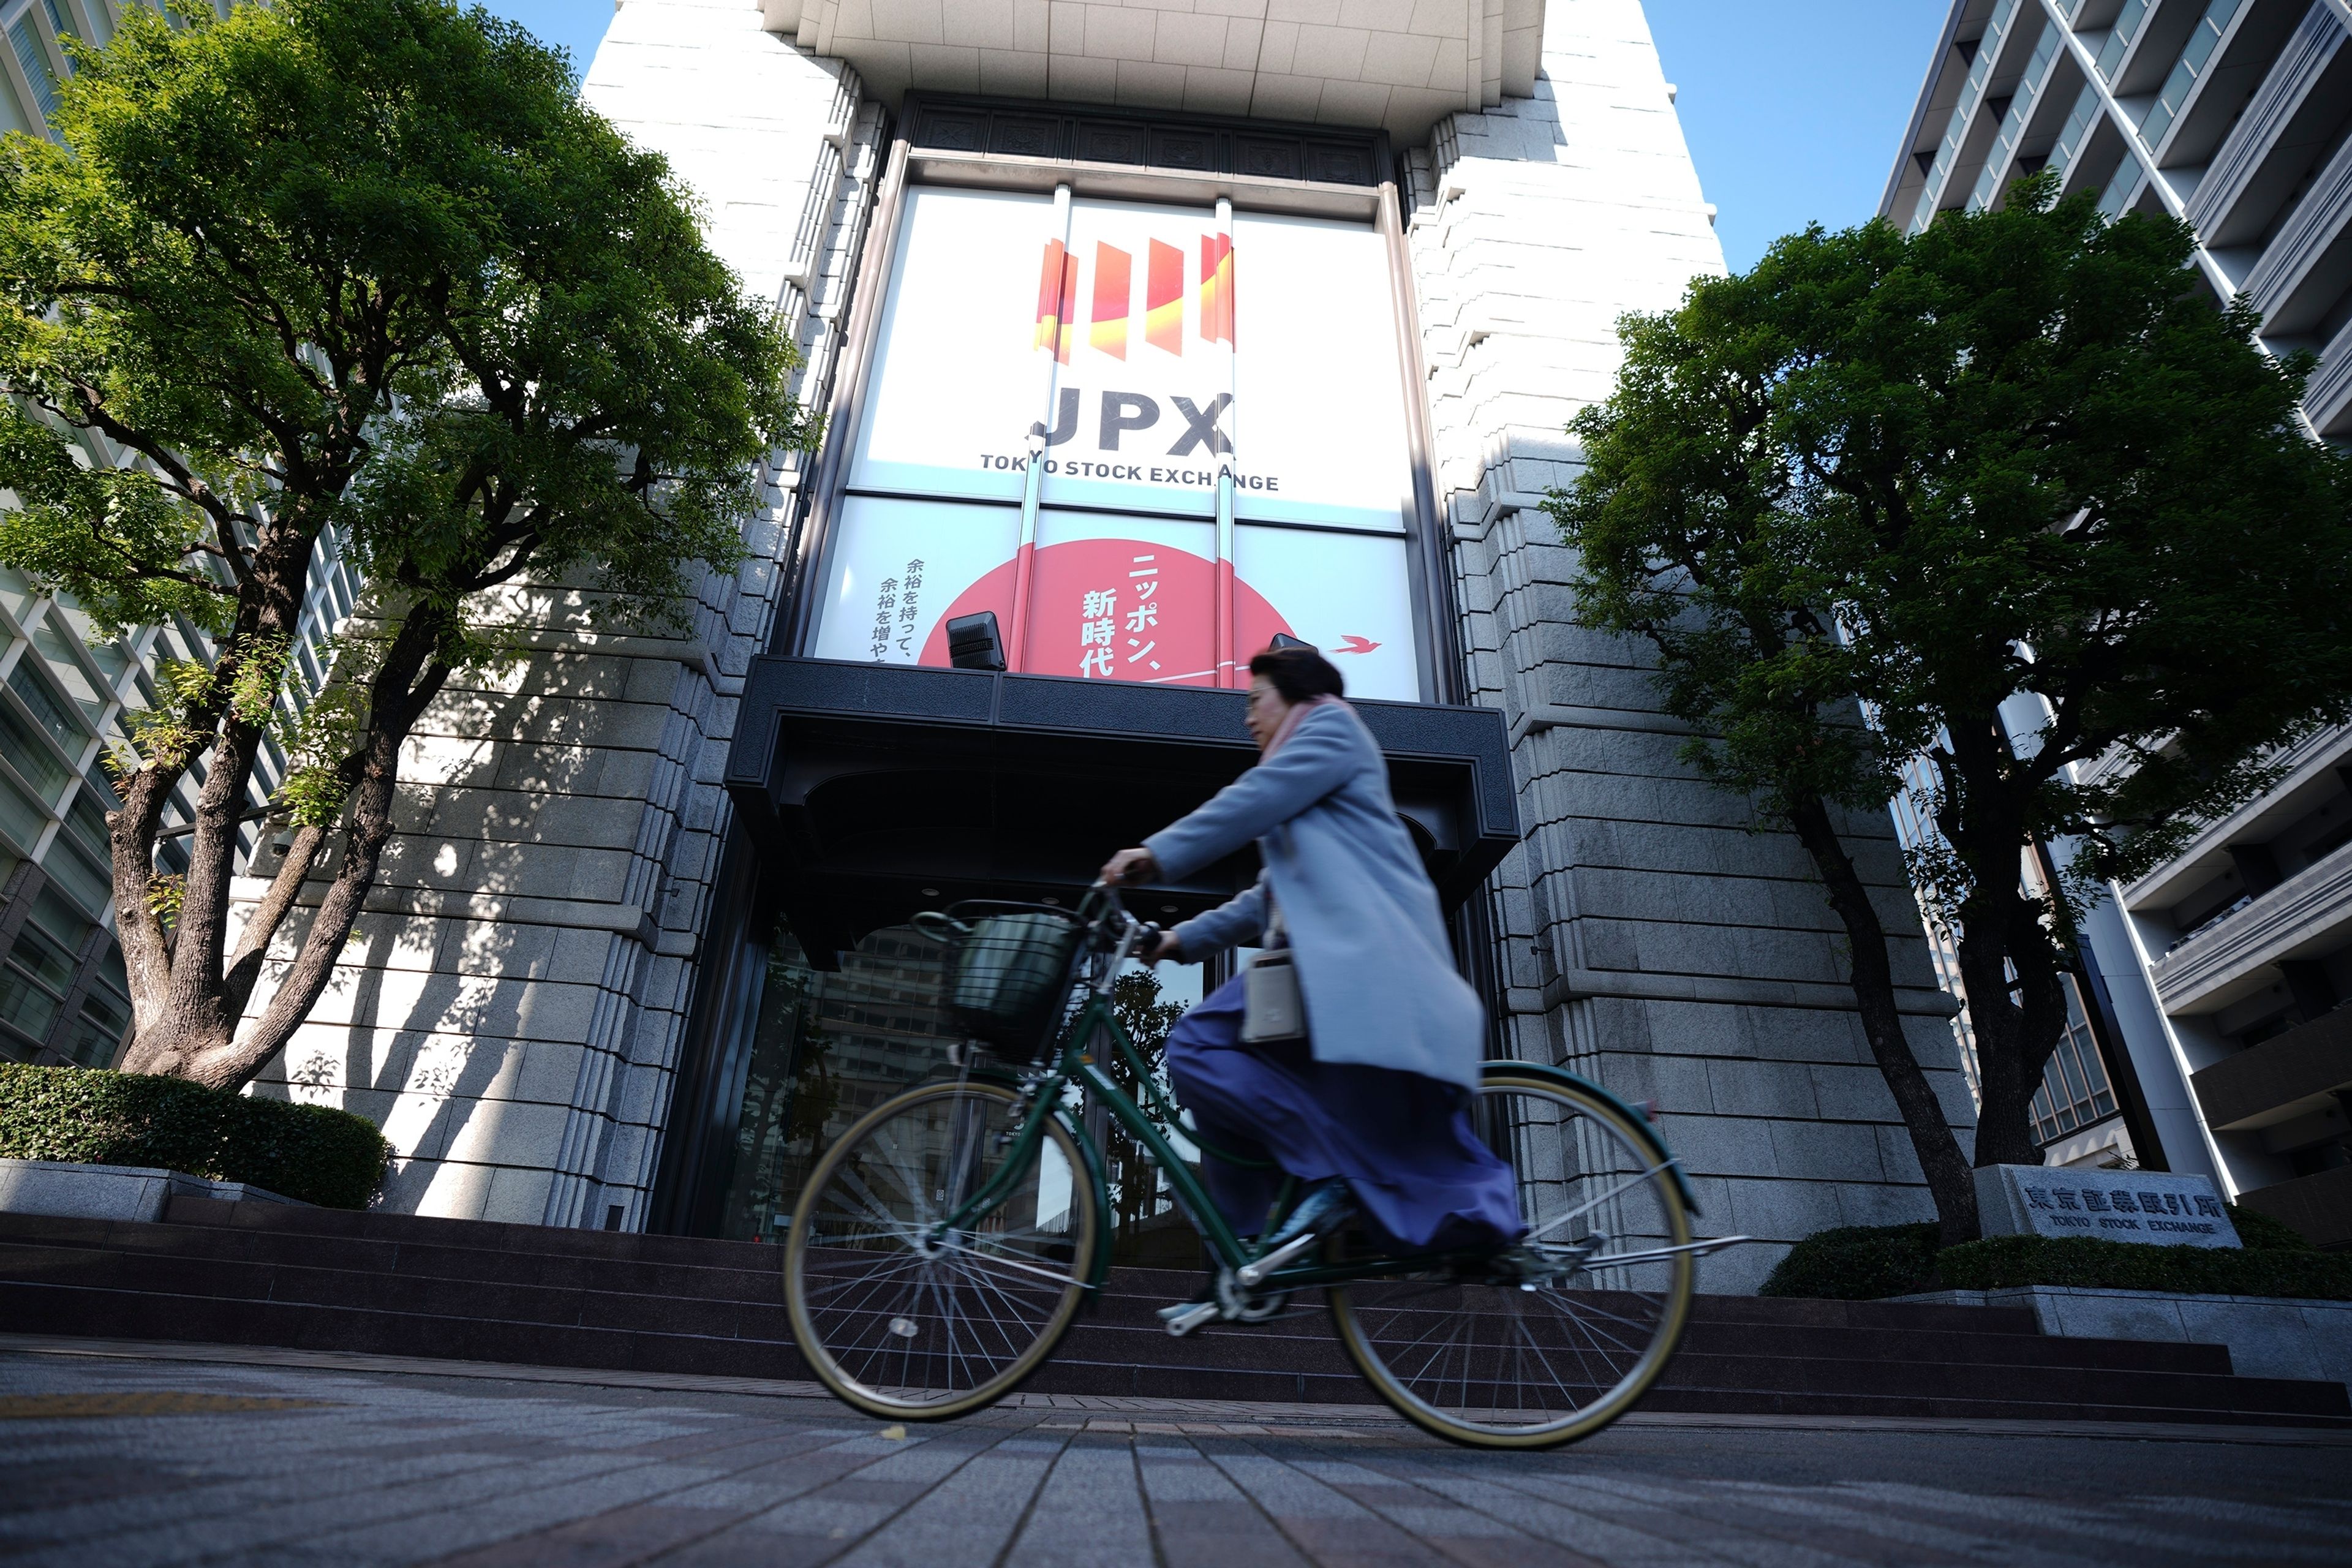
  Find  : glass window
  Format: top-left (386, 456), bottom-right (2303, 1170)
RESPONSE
top-left (8, 17), bottom-right (59, 122)
top-left (6, 918), bottom-right (74, 996)
top-left (39, 838), bottom-right (110, 916)
top-left (63, 944), bottom-right (130, 1069)
top-left (714, 920), bottom-right (963, 1243)
top-left (7, 658), bottom-right (84, 754)
top-left (0, 962), bottom-right (60, 1042)
top-left (0, 766), bottom-right (46, 856)
top-left (32, 619), bottom-right (107, 725)
top-left (2029, 972), bottom-right (2120, 1145)
top-left (0, 695), bottom-right (69, 802)
top-left (53, 599), bottom-right (132, 692)
top-left (2139, 0), bottom-right (2244, 148)
top-left (27, 884), bottom-right (92, 951)
top-left (0, 565), bottom-right (37, 625)
top-left (2096, 0), bottom-right (2149, 81)
top-left (2098, 160), bottom-right (2144, 216)
top-left (819, 186), bottom-right (1422, 696)
top-left (1912, 0), bottom-right (2019, 232)
top-left (63, 784), bottom-right (107, 862)
top-left (1972, 26), bottom-right (2061, 211)
top-left (708, 910), bottom-right (1210, 1261)
top-left (2050, 84), bottom-right (2103, 179)
top-left (63, 987), bottom-right (129, 1067)
top-left (0, 909), bottom-right (77, 1044)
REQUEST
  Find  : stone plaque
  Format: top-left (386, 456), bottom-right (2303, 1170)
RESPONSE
top-left (1973, 1165), bottom-right (2240, 1249)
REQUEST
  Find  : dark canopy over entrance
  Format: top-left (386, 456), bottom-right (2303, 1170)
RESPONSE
top-left (723, 656), bottom-right (1518, 963)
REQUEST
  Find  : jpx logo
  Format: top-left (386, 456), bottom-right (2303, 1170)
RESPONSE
top-left (1027, 232), bottom-right (1238, 459)
top-left (1033, 233), bottom-right (1234, 362)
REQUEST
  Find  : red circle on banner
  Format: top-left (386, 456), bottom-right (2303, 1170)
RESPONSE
top-left (921, 537), bottom-right (1292, 686)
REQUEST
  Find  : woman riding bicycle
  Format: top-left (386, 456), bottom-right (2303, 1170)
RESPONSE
top-left (1101, 644), bottom-right (1524, 1262)
top-left (788, 639), bottom-right (1712, 1440)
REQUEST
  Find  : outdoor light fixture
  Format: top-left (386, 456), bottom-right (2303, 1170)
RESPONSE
top-left (946, 611), bottom-right (1007, 671)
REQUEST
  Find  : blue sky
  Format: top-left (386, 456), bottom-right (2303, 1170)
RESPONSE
top-left (477, 1), bottom-right (1950, 275)
top-left (1647, 1), bottom-right (1949, 270)
top-left (473, 1), bottom-right (608, 78)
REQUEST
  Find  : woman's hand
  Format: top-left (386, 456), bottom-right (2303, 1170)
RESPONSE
top-left (1148, 929), bottom-right (1183, 962)
top-left (1101, 847), bottom-right (1158, 886)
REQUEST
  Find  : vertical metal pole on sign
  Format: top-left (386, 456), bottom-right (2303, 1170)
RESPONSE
top-left (1213, 197), bottom-right (1237, 687)
top-left (1009, 183), bottom-right (1074, 674)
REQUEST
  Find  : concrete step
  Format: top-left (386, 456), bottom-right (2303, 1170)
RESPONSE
top-left (0, 1202), bottom-right (2342, 1427)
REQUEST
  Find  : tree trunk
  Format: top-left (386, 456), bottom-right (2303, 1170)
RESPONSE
top-left (1785, 793), bottom-right (1980, 1245)
top-left (115, 516), bottom-right (325, 1080)
top-left (149, 611), bottom-right (456, 1094)
top-left (1958, 884), bottom-right (2072, 1169)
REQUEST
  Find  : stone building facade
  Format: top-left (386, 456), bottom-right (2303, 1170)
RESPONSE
top-left (245, 0), bottom-right (1973, 1289)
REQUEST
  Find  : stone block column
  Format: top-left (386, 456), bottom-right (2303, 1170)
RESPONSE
top-left (238, 1), bottom-right (886, 1229)
top-left (1409, 0), bottom-right (1976, 1290)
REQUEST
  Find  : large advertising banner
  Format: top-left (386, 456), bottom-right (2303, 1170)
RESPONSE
top-left (848, 190), bottom-right (1046, 505)
top-left (1233, 526), bottom-right (1420, 699)
top-left (1226, 211), bottom-right (1412, 533)
top-left (820, 186), bottom-right (1424, 699)
top-left (809, 497), bottom-right (1016, 665)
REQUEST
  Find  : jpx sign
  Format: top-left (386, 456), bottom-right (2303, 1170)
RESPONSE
top-left (1974, 1165), bottom-right (2241, 1250)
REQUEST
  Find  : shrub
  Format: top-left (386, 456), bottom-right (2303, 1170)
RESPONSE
top-left (1933, 1234), bottom-right (2352, 1300)
top-left (0, 1063), bottom-right (388, 1210)
top-left (2223, 1204), bottom-right (2314, 1251)
top-left (1759, 1222), bottom-right (1940, 1300)
top-left (1760, 1206), bottom-right (2350, 1302)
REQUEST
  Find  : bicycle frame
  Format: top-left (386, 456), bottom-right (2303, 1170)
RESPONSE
top-left (921, 886), bottom-right (1710, 1303)
top-left (931, 993), bottom-right (1517, 1301)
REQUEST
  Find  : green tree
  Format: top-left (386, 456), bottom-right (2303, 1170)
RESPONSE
top-left (1550, 176), bottom-right (2352, 1243)
top-left (1104, 967), bottom-right (1188, 1241)
top-left (0, 0), bottom-right (810, 1091)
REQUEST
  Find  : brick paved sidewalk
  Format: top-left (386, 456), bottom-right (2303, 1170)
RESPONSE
top-left (5, 1340), bottom-right (2350, 1567)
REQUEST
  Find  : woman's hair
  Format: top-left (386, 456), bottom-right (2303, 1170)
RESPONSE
top-left (1248, 644), bottom-right (1346, 702)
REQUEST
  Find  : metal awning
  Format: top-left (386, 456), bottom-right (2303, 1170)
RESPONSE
top-left (724, 657), bottom-right (1520, 962)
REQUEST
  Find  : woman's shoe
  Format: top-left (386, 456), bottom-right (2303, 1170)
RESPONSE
top-left (1260, 1178), bottom-right (1354, 1253)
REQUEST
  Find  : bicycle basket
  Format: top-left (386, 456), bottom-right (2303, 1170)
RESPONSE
top-left (917, 903), bottom-right (1086, 1059)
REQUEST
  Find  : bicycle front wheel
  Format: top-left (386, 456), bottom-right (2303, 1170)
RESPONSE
top-left (784, 1079), bottom-right (1100, 1420)
top-left (1328, 1068), bottom-right (1697, 1449)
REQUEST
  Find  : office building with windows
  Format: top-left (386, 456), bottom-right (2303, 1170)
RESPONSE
top-left (0, 0), bottom-right (358, 1074)
top-left (1884, 0), bottom-right (2352, 1245)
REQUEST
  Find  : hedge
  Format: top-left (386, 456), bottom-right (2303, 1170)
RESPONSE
top-left (1762, 1208), bottom-right (2352, 1303)
top-left (0, 1063), bottom-right (388, 1210)
top-left (1935, 1234), bottom-right (2352, 1300)
top-left (1757, 1222), bottom-right (1940, 1301)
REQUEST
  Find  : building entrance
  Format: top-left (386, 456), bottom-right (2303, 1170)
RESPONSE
top-left (703, 899), bottom-right (1210, 1262)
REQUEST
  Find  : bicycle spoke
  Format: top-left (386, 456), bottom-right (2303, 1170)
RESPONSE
top-left (787, 1080), bottom-right (1093, 1416)
top-left (1522, 1158), bottom-right (1678, 1243)
top-left (1332, 1077), bottom-right (1694, 1447)
top-left (932, 1238), bottom-right (1085, 1289)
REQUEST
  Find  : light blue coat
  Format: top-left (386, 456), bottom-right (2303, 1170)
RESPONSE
top-left (1146, 702), bottom-right (1487, 1091)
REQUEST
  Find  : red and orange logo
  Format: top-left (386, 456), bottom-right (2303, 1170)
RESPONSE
top-left (1034, 233), bottom-right (1235, 364)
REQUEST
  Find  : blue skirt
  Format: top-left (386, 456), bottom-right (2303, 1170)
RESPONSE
top-left (1163, 975), bottom-right (1525, 1252)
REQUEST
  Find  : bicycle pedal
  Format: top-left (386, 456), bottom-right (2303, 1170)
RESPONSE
top-left (1235, 1229), bottom-right (1318, 1288)
top-left (1158, 1300), bottom-right (1220, 1338)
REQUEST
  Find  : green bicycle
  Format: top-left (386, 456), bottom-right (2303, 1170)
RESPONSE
top-left (783, 886), bottom-right (1744, 1449)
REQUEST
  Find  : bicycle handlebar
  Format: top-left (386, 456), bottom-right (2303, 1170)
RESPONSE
top-left (1082, 880), bottom-right (1167, 973)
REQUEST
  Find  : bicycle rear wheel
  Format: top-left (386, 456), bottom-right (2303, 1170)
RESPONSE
top-left (1327, 1068), bottom-right (1696, 1448)
top-left (784, 1079), bottom-right (1100, 1420)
